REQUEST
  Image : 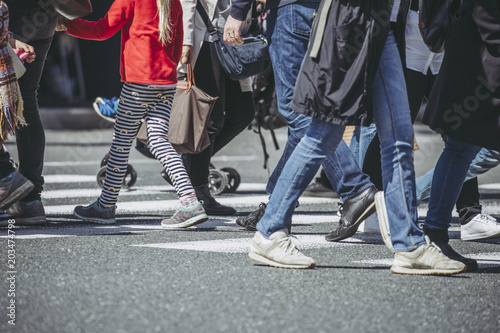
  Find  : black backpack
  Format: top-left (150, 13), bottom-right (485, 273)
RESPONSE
top-left (250, 65), bottom-right (287, 169)
top-left (419, 0), bottom-right (464, 53)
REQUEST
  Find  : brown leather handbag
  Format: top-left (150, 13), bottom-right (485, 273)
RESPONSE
top-left (52, 0), bottom-right (93, 20)
top-left (168, 64), bottom-right (218, 154)
top-left (137, 64), bottom-right (218, 154)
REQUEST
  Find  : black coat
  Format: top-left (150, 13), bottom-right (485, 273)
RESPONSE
top-left (422, 0), bottom-right (500, 150)
top-left (291, 0), bottom-right (411, 126)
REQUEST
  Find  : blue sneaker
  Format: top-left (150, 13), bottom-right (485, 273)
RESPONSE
top-left (93, 96), bottom-right (119, 123)
top-left (74, 201), bottom-right (116, 224)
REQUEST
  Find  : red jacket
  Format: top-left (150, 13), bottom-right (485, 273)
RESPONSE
top-left (67, 0), bottom-right (183, 85)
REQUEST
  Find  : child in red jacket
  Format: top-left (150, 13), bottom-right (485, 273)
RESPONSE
top-left (66, 0), bottom-right (208, 228)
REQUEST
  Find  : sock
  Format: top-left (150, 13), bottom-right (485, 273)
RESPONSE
top-left (180, 194), bottom-right (198, 208)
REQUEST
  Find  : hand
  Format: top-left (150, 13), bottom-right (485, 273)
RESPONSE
top-left (56, 15), bottom-right (68, 32)
top-left (181, 45), bottom-right (192, 65)
top-left (223, 15), bottom-right (244, 46)
top-left (9, 39), bottom-right (36, 63)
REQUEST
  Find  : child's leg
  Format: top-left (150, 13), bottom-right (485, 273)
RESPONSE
top-left (98, 83), bottom-right (146, 207)
top-left (144, 89), bottom-right (196, 201)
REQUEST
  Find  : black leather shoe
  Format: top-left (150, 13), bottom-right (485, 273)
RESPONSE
top-left (201, 197), bottom-right (236, 216)
top-left (195, 183), bottom-right (236, 216)
top-left (325, 186), bottom-right (377, 242)
top-left (423, 226), bottom-right (478, 271)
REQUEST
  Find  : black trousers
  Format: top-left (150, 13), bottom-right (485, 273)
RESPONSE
top-left (5, 5), bottom-right (57, 201)
top-left (182, 43), bottom-right (255, 187)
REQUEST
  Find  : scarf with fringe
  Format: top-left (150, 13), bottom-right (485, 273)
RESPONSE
top-left (0, 2), bottom-right (25, 141)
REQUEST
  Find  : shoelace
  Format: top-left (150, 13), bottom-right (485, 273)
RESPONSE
top-left (476, 214), bottom-right (497, 222)
top-left (278, 235), bottom-right (300, 254)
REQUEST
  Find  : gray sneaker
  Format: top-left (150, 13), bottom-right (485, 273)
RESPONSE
top-left (7, 200), bottom-right (46, 225)
top-left (161, 202), bottom-right (209, 228)
top-left (390, 236), bottom-right (466, 275)
top-left (0, 171), bottom-right (34, 210)
top-left (248, 229), bottom-right (315, 269)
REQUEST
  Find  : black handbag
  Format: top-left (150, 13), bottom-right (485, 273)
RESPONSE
top-left (52, 0), bottom-right (93, 20)
top-left (418, 0), bottom-right (464, 53)
top-left (196, 1), bottom-right (270, 81)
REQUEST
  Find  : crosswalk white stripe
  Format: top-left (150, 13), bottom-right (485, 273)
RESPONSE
top-left (44, 155), bottom-right (256, 167)
top-left (45, 196), bottom-right (337, 214)
top-left (132, 234), bottom-right (366, 253)
top-left (41, 183), bottom-right (271, 199)
top-left (0, 214), bottom-right (341, 239)
top-left (44, 175), bottom-right (97, 183)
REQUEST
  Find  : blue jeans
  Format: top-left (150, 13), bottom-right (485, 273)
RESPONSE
top-left (258, 30), bottom-right (424, 252)
top-left (265, 2), bottom-right (372, 201)
top-left (349, 124), bottom-right (378, 168)
top-left (416, 147), bottom-right (500, 204)
top-left (425, 138), bottom-right (482, 230)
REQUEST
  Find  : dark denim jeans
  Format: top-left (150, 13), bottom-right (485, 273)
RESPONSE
top-left (6, 6), bottom-right (57, 201)
top-left (425, 137), bottom-right (482, 230)
top-left (265, 2), bottom-right (372, 201)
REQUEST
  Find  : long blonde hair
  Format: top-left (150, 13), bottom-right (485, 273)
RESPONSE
top-left (157, 0), bottom-right (173, 45)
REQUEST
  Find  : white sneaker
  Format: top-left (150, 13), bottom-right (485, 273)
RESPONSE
top-left (358, 212), bottom-right (380, 234)
top-left (248, 229), bottom-right (316, 269)
top-left (391, 236), bottom-right (466, 275)
top-left (374, 192), bottom-right (393, 252)
top-left (461, 213), bottom-right (500, 241)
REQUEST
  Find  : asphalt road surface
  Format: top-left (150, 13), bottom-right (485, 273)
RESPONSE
top-left (1, 126), bottom-right (499, 333)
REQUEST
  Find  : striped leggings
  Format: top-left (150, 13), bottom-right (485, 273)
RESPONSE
top-left (98, 82), bottom-right (195, 207)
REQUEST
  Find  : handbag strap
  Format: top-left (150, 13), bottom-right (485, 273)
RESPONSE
top-left (196, 1), bottom-right (218, 34)
top-left (182, 63), bottom-right (195, 93)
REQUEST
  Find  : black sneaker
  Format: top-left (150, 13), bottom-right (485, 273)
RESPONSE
top-left (236, 203), bottom-right (267, 231)
top-left (201, 197), bottom-right (236, 216)
top-left (325, 186), bottom-right (377, 242)
top-left (7, 200), bottom-right (46, 225)
top-left (423, 226), bottom-right (478, 271)
top-left (0, 171), bottom-right (34, 210)
top-left (74, 201), bottom-right (116, 224)
top-left (195, 184), bottom-right (236, 216)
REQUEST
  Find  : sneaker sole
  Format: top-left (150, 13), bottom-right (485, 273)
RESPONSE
top-left (390, 265), bottom-right (466, 275)
top-left (374, 191), bottom-right (394, 252)
top-left (13, 216), bottom-right (47, 225)
top-left (74, 211), bottom-right (116, 225)
top-left (325, 202), bottom-right (376, 242)
top-left (92, 101), bottom-right (116, 123)
top-left (248, 252), bottom-right (315, 269)
top-left (0, 181), bottom-right (34, 210)
top-left (161, 214), bottom-right (209, 228)
top-left (461, 230), bottom-right (500, 241)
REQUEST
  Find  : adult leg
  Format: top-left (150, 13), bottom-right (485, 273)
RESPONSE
top-left (6, 7), bottom-right (57, 224)
top-left (455, 177), bottom-right (481, 224)
top-left (362, 69), bottom-right (435, 191)
top-left (210, 79), bottom-right (254, 155)
top-left (423, 137), bottom-right (480, 269)
top-left (8, 6), bottom-right (57, 202)
top-left (266, 2), bottom-right (372, 201)
top-left (257, 119), bottom-right (345, 235)
top-left (371, 30), bottom-right (424, 252)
